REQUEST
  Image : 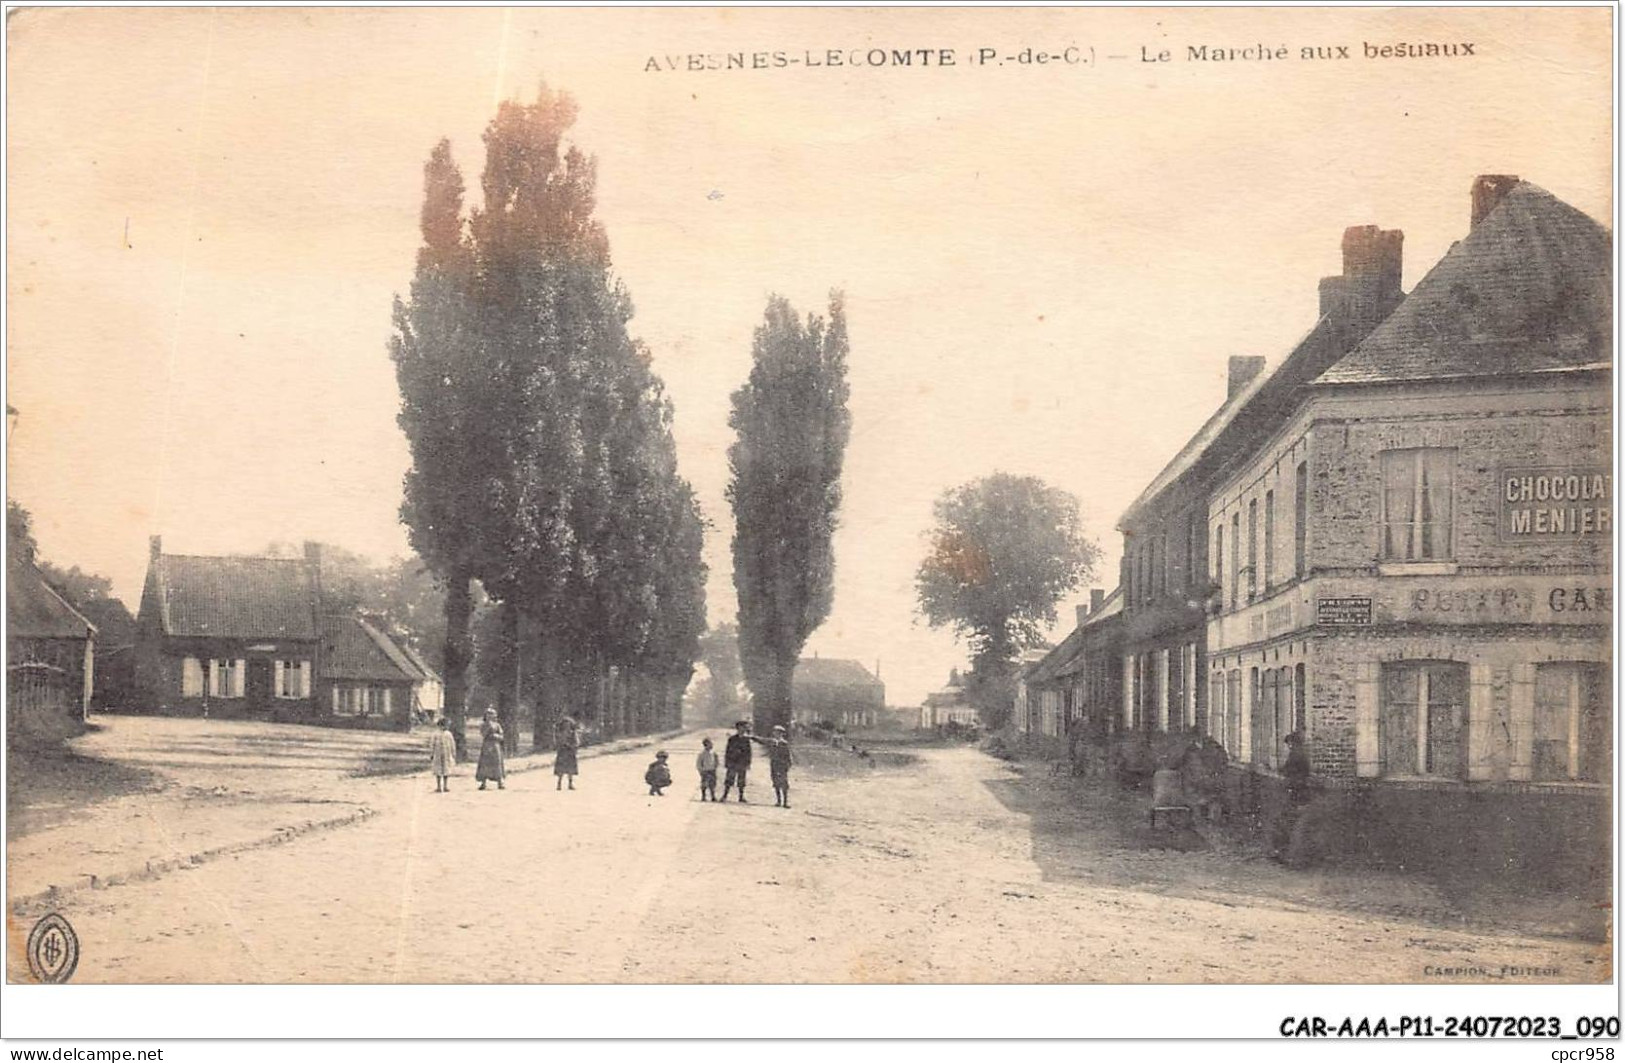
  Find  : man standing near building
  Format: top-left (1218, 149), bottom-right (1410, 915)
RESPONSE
top-left (722, 719), bottom-right (753, 802)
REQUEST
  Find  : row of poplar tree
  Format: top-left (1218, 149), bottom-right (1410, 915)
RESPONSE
top-left (392, 87), bottom-right (851, 756)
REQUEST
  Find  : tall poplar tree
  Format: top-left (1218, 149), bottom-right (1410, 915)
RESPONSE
top-left (727, 294), bottom-right (852, 733)
top-left (399, 86), bottom-right (710, 751)
top-left (391, 139), bottom-right (481, 755)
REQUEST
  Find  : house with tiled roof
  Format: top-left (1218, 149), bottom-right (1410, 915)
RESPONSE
top-left (319, 613), bottom-right (434, 725)
top-left (134, 537), bottom-right (432, 730)
top-left (792, 657), bottom-right (885, 729)
top-left (8, 559), bottom-right (97, 739)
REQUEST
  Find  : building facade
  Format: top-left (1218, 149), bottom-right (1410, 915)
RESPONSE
top-left (1206, 178), bottom-right (1612, 794)
top-left (1016, 588), bottom-right (1123, 744)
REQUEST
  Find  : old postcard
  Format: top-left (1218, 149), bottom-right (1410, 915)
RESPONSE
top-left (2, 3), bottom-right (1615, 1030)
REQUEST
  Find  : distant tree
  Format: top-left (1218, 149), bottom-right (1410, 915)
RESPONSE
top-left (37, 564), bottom-right (136, 646)
top-left (698, 622), bottom-right (744, 723)
top-left (7, 499), bottom-right (38, 566)
top-left (261, 542), bottom-right (448, 673)
top-left (727, 294), bottom-right (852, 733)
top-left (636, 481), bottom-right (708, 731)
top-left (915, 473), bottom-right (1100, 730)
top-left (390, 138), bottom-right (484, 755)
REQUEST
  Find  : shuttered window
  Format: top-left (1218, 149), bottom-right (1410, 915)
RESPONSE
top-left (209, 659), bottom-right (245, 698)
top-left (275, 660), bottom-right (311, 699)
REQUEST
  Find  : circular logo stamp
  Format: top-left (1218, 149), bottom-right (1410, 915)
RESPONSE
top-left (26, 912), bottom-right (79, 983)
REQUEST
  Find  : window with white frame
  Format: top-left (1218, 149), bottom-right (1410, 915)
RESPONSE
top-left (1533, 663), bottom-right (1609, 783)
top-left (1379, 661), bottom-right (1467, 778)
top-left (1380, 448), bottom-right (1456, 561)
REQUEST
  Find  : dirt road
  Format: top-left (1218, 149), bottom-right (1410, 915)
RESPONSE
top-left (10, 731), bottom-right (1605, 984)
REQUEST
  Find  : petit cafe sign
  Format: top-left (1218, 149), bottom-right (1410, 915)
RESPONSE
top-left (1501, 467), bottom-right (1611, 539)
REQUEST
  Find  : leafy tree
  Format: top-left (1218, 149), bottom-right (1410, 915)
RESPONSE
top-left (7, 499), bottom-right (38, 566)
top-left (38, 564), bottom-right (135, 645)
top-left (390, 139), bottom-right (482, 754)
top-left (727, 294), bottom-right (852, 732)
top-left (915, 473), bottom-right (1100, 730)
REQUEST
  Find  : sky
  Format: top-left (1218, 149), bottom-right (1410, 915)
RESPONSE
top-left (6, 7), bottom-right (1611, 706)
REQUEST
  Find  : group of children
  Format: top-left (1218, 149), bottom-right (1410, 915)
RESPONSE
top-left (429, 714), bottom-right (795, 808)
top-left (648, 719), bottom-right (794, 808)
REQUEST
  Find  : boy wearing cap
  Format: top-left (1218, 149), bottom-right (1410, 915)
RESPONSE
top-left (751, 725), bottom-right (795, 809)
top-left (721, 720), bottom-right (753, 802)
top-left (645, 750), bottom-right (673, 796)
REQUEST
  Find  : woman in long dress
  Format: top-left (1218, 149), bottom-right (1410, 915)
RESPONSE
top-left (476, 709), bottom-right (506, 791)
top-left (554, 715), bottom-right (581, 791)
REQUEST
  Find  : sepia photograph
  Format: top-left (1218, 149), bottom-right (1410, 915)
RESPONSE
top-left (1, 2), bottom-right (1616, 1044)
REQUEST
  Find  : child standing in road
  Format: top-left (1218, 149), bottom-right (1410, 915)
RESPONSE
top-left (696, 738), bottom-right (719, 801)
top-left (645, 751), bottom-right (673, 796)
top-left (751, 725), bottom-right (794, 809)
top-left (428, 716), bottom-right (457, 793)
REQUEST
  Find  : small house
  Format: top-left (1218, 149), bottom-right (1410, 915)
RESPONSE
top-left (792, 657), bottom-right (886, 729)
top-left (7, 560), bottom-right (96, 740)
top-left (134, 536), bottom-right (437, 730)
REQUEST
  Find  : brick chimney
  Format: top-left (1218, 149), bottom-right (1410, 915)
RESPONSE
top-left (1228, 355), bottom-right (1266, 399)
top-left (1075, 603), bottom-right (1089, 628)
top-left (1342, 225), bottom-right (1404, 317)
top-left (149, 534), bottom-right (162, 560)
top-left (1320, 224), bottom-right (1404, 327)
top-left (1090, 588), bottom-right (1105, 614)
top-left (1471, 174), bottom-right (1520, 229)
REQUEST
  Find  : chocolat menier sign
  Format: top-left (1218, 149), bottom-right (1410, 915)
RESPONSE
top-left (1499, 466), bottom-right (1611, 540)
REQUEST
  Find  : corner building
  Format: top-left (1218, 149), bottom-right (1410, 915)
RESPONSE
top-left (1204, 178), bottom-right (1610, 820)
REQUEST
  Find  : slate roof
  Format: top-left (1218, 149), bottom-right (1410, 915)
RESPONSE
top-left (1317, 182), bottom-right (1611, 386)
top-left (320, 614), bottom-right (424, 683)
top-left (150, 555), bottom-right (319, 640)
top-left (793, 657), bottom-right (884, 689)
top-left (8, 561), bottom-right (96, 640)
